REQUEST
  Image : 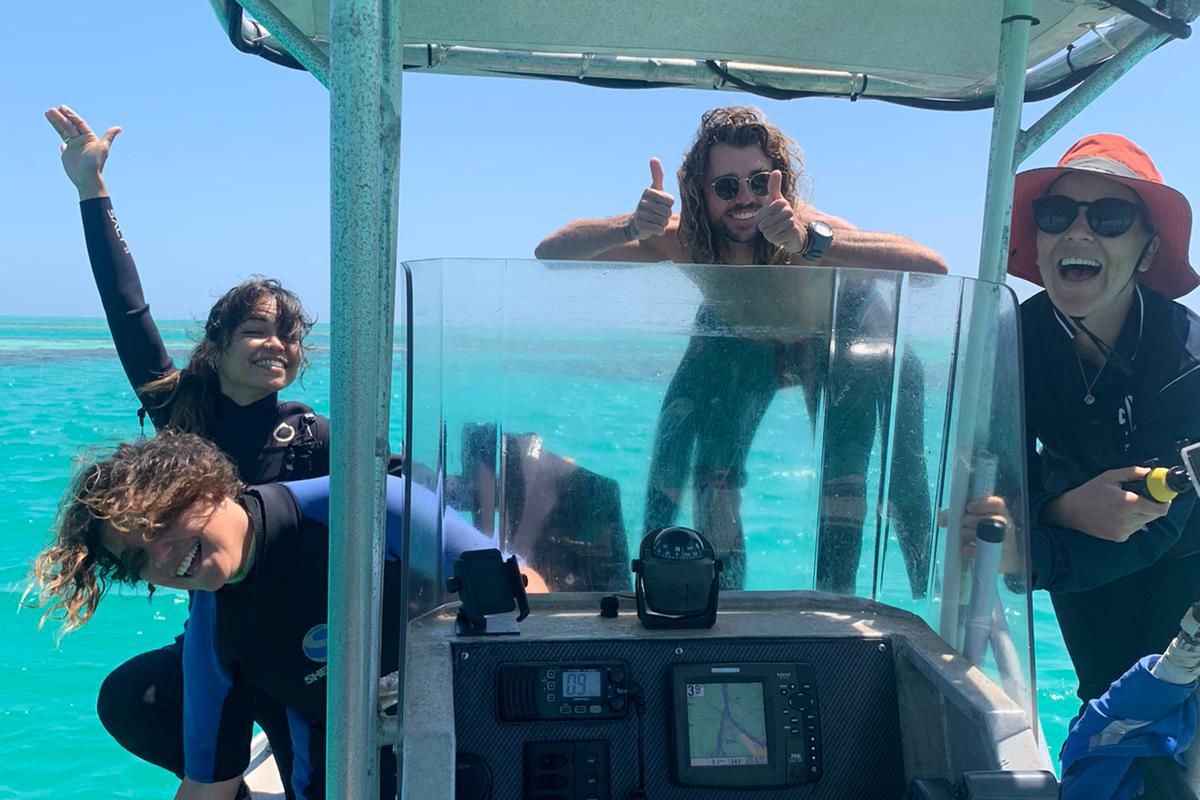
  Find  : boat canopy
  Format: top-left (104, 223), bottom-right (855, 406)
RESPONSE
top-left (212, 0), bottom-right (1193, 104)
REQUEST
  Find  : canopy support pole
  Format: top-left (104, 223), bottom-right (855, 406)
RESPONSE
top-left (327, 0), bottom-right (402, 796)
top-left (379, 0), bottom-right (408, 793)
top-left (938, 0), bottom-right (1035, 728)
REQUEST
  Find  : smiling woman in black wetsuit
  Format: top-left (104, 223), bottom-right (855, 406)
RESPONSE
top-left (45, 104), bottom-right (377, 799)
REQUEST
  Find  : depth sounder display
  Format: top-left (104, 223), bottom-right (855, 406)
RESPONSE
top-left (670, 662), bottom-right (822, 788)
top-left (685, 680), bottom-right (768, 767)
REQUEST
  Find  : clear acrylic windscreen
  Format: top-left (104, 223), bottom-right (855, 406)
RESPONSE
top-left (399, 258), bottom-right (1034, 714)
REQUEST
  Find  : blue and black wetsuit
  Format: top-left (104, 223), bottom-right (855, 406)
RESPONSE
top-left (644, 292), bottom-right (932, 595)
top-left (1023, 286), bottom-right (1200, 704)
top-left (79, 197), bottom-right (398, 793)
top-left (182, 476), bottom-right (497, 798)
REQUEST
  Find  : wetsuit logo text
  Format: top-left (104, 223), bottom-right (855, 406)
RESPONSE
top-left (302, 624), bottom-right (328, 663)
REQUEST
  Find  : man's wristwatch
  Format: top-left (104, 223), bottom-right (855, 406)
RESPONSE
top-left (798, 220), bottom-right (834, 262)
top-left (623, 215), bottom-right (640, 242)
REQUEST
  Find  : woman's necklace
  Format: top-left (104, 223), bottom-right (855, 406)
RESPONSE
top-left (1076, 356), bottom-right (1104, 405)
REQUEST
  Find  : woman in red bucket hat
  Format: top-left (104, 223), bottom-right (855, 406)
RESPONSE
top-left (985, 133), bottom-right (1200, 719)
top-left (1009, 133), bottom-right (1197, 300)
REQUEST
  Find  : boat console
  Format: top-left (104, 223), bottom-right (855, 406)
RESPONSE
top-left (405, 592), bottom-right (1048, 799)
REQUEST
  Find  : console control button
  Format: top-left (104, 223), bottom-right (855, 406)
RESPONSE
top-left (787, 693), bottom-right (813, 711)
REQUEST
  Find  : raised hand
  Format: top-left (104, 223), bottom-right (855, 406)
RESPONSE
top-left (627, 158), bottom-right (674, 241)
top-left (45, 105), bottom-right (122, 200)
top-left (754, 170), bottom-right (807, 254)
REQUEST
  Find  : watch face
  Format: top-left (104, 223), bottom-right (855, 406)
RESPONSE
top-left (803, 220), bottom-right (834, 261)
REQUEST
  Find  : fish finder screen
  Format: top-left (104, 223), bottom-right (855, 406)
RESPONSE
top-left (685, 681), bottom-right (769, 767)
top-left (562, 669), bottom-right (603, 699)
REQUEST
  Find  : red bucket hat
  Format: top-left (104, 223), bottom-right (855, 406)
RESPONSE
top-left (1008, 133), bottom-right (1197, 299)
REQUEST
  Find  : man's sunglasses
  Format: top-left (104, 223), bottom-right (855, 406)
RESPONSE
top-left (710, 171), bottom-right (772, 201)
top-left (1033, 195), bottom-right (1150, 238)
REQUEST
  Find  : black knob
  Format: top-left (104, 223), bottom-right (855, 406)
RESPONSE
top-left (975, 517), bottom-right (1007, 544)
top-left (600, 595), bottom-right (620, 618)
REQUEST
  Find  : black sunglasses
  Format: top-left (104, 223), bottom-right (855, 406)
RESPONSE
top-left (1033, 195), bottom-right (1150, 238)
top-left (710, 171), bottom-right (772, 201)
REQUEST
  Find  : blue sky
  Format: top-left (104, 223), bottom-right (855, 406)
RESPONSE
top-left (2, 3), bottom-right (1197, 321)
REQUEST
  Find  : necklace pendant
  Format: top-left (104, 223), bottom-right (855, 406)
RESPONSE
top-left (1084, 393), bottom-right (1095, 405)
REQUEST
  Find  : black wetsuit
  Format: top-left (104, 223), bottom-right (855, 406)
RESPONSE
top-left (644, 287), bottom-right (933, 596)
top-left (80, 197), bottom-right (393, 795)
top-left (183, 476), bottom-right (497, 798)
top-left (1023, 286), bottom-right (1200, 705)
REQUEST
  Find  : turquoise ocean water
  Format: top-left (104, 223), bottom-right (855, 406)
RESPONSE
top-left (0, 316), bottom-right (1079, 798)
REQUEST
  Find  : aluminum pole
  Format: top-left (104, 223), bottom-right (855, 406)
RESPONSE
top-left (328, 0), bottom-right (392, 796)
top-left (376, 0), bottom-right (407, 793)
top-left (976, 1), bottom-right (1035, 287)
top-left (937, 0), bottom-right (1032, 653)
top-left (1016, 26), bottom-right (1172, 167)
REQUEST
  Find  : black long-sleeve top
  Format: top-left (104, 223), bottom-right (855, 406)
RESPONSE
top-left (1023, 286), bottom-right (1200, 593)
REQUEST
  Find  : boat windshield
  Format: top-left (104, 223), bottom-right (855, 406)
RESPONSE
top-left (400, 257), bottom-right (1033, 709)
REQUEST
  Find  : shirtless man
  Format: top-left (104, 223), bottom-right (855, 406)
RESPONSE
top-left (537, 106), bottom-right (946, 591)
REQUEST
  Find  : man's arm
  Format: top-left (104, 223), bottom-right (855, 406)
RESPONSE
top-left (809, 218), bottom-right (948, 275)
top-left (754, 172), bottom-right (947, 274)
top-left (535, 158), bottom-right (684, 263)
top-left (534, 214), bottom-right (678, 263)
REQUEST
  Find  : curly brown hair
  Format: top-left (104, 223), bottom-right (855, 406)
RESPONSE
top-left (140, 277), bottom-right (315, 435)
top-left (26, 430), bottom-right (244, 633)
top-left (677, 106), bottom-right (808, 266)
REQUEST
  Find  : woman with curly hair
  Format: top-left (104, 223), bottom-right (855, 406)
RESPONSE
top-left (29, 431), bottom-right (538, 799)
top-left (45, 104), bottom-right (400, 797)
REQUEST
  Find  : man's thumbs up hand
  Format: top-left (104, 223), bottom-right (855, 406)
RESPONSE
top-left (755, 169), bottom-right (807, 255)
top-left (626, 157), bottom-right (675, 241)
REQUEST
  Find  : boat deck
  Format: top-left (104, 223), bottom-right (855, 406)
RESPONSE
top-left (245, 734), bottom-right (284, 799)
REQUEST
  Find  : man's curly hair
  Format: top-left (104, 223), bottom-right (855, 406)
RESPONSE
top-left (677, 106), bottom-right (808, 266)
top-left (26, 430), bottom-right (243, 633)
